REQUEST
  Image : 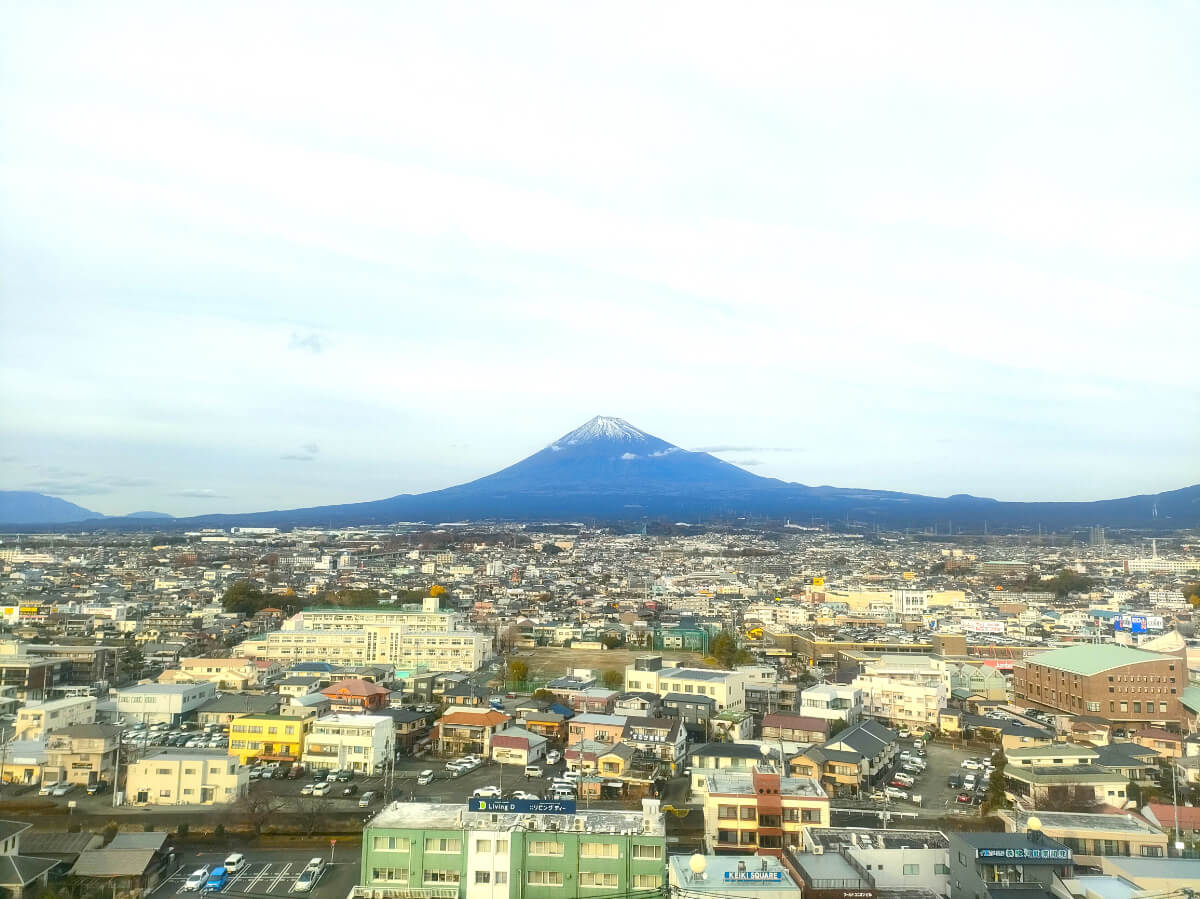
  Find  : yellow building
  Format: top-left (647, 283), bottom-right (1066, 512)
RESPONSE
top-left (228, 714), bottom-right (310, 765)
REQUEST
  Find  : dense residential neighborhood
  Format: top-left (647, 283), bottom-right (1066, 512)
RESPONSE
top-left (0, 524), bottom-right (1197, 899)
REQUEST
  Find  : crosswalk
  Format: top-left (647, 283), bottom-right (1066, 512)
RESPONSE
top-left (161, 862), bottom-right (315, 895)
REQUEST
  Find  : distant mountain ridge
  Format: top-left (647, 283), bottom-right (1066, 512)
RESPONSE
top-left (0, 491), bottom-right (102, 524)
top-left (3, 416), bottom-right (1198, 529)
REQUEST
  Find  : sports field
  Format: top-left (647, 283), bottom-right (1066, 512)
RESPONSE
top-left (509, 645), bottom-right (703, 682)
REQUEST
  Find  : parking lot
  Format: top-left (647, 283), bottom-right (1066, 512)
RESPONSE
top-left (150, 850), bottom-right (359, 899)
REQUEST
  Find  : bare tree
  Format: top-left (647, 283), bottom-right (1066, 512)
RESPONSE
top-left (237, 789), bottom-right (285, 836)
top-left (293, 794), bottom-right (332, 837)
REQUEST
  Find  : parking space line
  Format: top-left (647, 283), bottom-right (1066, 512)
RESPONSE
top-left (269, 863), bottom-right (293, 893)
top-left (247, 864), bottom-right (273, 891)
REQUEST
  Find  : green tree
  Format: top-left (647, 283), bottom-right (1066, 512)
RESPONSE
top-left (118, 642), bottom-right (144, 684)
top-left (984, 750), bottom-right (1010, 811)
top-left (541, 543), bottom-right (563, 555)
top-left (221, 580), bottom-right (268, 615)
top-left (602, 670), bottom-right (624, 690)
top-left (509, 659), bottom-right (529, 684)
top-left (708, 630), bottom-right (737, 668)
top-left (1182, 582), bottom-right (1200, 607)
top-left (600, 634), bottom-right (622, 650)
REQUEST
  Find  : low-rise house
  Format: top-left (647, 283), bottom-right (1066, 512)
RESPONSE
top-left (567, 713), bottom-right (626, 746)
top-left (488, 726), bottom-right (548, 766)
top-left (159, 657), bottom-right (264, 690)
top-left (281, 693), bottom-right (331, 720)
top-left (623, 717), bottom-right (687, 773)
top-left (0, 820), bottom-right (59, 899)
top-left (125, 748), bottom-right (247, 806)
top-left (796, 683), bottom-right (864, 725)
top-left (228, 714), bottom-right (310, 765)
top-left (564, 738), bottom-right (610, 774)
top-left (302, 713), bottom-right (392, 773)
top-left (321, 678), bottom-right (391, 713)
top-left (997, 809), bottom-right (1167, 864)
top-left (613, 691), bottom-right (662, 718)
top-left (70, 832), bottom-right (171, 896)
top-left (701, 766), bottom-right (829, 855)
top-left (276, 675), bottom-right (322, 698)
top-left (801, 827), bottom-right (952, 895)
top-left (114, 682), bottom-right (217, 726)
top-left (1004, 743), bottom-right (1131, 807)
top-left (44, 724), bottom-right (120, 788)
top-left (194, 692), bottom-right (281, 728)
top-left (435, 707), bottom-right (510, 758)
top-left (14, 696), bottom-right (96, 741)
top-left (1132, 727), bottom-right (1184, 758)
top-left (376, 708), bottom-right (431, 752)
top-left (762, 712), bottom-right (828, 744)
top-left (662, 692), bottom-right (716, 738)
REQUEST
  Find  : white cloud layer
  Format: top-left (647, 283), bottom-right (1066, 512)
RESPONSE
top-left (1, 2), bottom-right (1197, 514)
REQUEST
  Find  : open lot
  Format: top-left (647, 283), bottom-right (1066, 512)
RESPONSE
top-left (512, 646), bottom-right (701, 682)
top-left (149, 850), bottom-right (358, 899)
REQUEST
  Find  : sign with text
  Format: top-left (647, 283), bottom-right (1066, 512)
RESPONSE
top-left (724, 871), bottom-right (784, 882)
top-left (468, 798), bottom-right (576, 814)
top-left (976, 848), bottom-right (1070, 861)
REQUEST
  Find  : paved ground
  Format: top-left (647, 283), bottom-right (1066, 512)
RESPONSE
top-left (149, 850), bottom-right (359, 899)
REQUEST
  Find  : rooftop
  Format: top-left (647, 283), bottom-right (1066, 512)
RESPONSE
top-left (706, 769), bottom-right (827, 799)
top-left (999, 810), bottom-right (1163, 836)
top-left (668, 855), bottom-right (798, 891)
top-left (807, 827), bottom-right (950, 851)
top-left (1023, 644), bottom-right (1177, 676)
top-left (366, 800), bottom-right (664, 835)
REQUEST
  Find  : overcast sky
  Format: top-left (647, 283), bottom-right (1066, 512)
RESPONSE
top-left (2, 2), bottom-right (1198, 516)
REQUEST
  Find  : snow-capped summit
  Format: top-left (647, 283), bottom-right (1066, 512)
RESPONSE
top-left (554, 415), bottom-right (651, 446)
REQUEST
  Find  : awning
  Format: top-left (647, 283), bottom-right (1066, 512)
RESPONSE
top-left (606, 781), bottom-right (623, 788)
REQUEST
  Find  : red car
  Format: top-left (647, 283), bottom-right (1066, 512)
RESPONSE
top-left (956, 792), bottom-right (973, 803)
top-left (890, 779), bottom-right (911, 789)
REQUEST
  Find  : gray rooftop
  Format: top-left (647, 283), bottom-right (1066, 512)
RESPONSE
top-left (366, 800), bottom-right (664, 835)
top-left (808, 827), bottom-right (949, 850)
top-left (1000, 810), bottom-right (1162, 836)
top-left (706, 769), bottom-right (826, 799)
top-left (667, 855), bottom-right (798, 891)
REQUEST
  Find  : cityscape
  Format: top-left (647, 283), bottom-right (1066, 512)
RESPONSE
top-left (2, 4), bottom-right (1199, 899)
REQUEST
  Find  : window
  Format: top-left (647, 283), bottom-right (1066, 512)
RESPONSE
top-left (1140, 846), bottom-right (1163, 858)
top-left (634, 875), bottom-right (662, 889)
top-left (372, 835), bottom-right (410, 853)
top-left (1086, 702), bottom-right (1100, 712)
top-left (718, 805), bottom-right (736, 819)
top-left (633, 844), bottom-right (662, 860)
top-left (903, 864), bottom-right (920, 875)
top-left (475, 840), bottom-right (492, 853)
top-left (1133, 702), bottom-right (1142, 713)
top-left (527, 871), bottom-right (563, 886)
top-left (371, 868), bottom-right (409, 883)
top-left (475, 872), bottom-right (490, 884)
top-left (495, 872), bottom-right (508, 884)
top-left (936, 864), bottom-right (950, 875)
top-left (495, 840), bottom-right (508, 854)
top-left (581, 842), bottom-right (618, 858)
top-left (1159, 702), bottom-right (1168, 712)
top-left (528, 841), bottom-right (563, 856)
top-left (740, 806), bottom-right (756, 820)
top-left (801, 808), bottom-right (822, 823)
top-left (1120, 702), bottom-right (1128, 712)
top-left (423, 838), bottom-right (461, 853)
top-left (579, 872), bottom-right (619, 888)
top-left (422, 871), bottom-right (459, 884)
top-left (156, 768), bottom-right (172, 775)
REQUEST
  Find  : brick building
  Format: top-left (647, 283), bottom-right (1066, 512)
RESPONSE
top-left (1013, 644), bottom-right (1187, 730)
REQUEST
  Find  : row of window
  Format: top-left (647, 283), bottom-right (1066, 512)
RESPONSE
top-left (717, 805), bottom-right (821, 823)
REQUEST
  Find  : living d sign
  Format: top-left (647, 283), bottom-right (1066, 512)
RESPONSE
top-left (976, 848), bottom-right (1070, 860)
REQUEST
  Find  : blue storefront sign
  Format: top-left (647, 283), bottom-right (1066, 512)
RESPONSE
top-left (468, 798), bottom-right (576, 814)
top-left (976, 848), bottom-right (1070, 860)
top-left (723, 871), bottom-right (784, 882)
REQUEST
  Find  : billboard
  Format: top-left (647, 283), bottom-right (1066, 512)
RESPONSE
top-left (724, 871), bottom-right (784, 882)
top-left (1113, 614), bottom-right (1161, 633)
top-left (467, 798), bottom-right (575, 814)
top-left (963, 620), bottom-right (1006, 634)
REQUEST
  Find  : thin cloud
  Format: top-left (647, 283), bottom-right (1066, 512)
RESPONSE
top-left (173, 488), bottom-right (227, 499)
top-left (730, 458), bottom-right (763, 467)
top-left (23, 473), bottom-right (154, 496)
top-left (288, 332), bottom-right (328, 354)
top-left (695, 445), bottom-right (807, 453)
top-left (281, 442), bottom-right (320, 461)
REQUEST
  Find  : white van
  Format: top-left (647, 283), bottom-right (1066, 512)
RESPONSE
top-left (549, 785), bottom-right (576, 800)
top-left (38, 780), bottom-right (59, 797)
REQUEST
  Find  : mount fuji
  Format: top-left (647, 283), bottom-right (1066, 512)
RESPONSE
top-left (5, 416), bottom-right (1198, 529)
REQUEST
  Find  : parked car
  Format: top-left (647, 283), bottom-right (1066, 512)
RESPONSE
top-left (472, 786), bottom-right (501, 798)
top-left (291, 859), bottom-right (325, 894)
top-left (86, 780), bottom-right (108, 795)
top-left (445, 761), bottom-right (467, 777)
top-left (51, 783), bottom-right (75, 797)
top-left (561, 769), bottom-right (581, 783)
top-left (961, 759), bottom-right (983, 770)
top-left (182, 867), bottom-right (211, 892)
top-left (342, 784), bottom-right (358, 796)
top-left (335, 769), bottom-right (353, 782)
top-left (510, 790), bottom-right (539, 800)
top-left (224, 854), bottom-right (246, 873)
top-left (300, 784), bottom-right (315, 796)
top-left (417, 770), bottom-right (435, 785)
top-left (947, 774), bottom-right (963, 789)
top-left (883, 787), bottom-right (908, 801)
top-left (37, 781), bottom-right (59, 797)
top-left (312, 782), bottom-right (332, 797)
top-left (545, 750), bottom-right (561, 765)
top-left (957, 792), bottom-right (973, 804)
top-left (358, 791), bottom-right (377, 808)
top-left (524, 765), bottom-right (543, 778)
top-left (288, 766), bottom-right (304, 779)
top-left (206, 867), bottom-right (229, 892)
top-left (897, 728), bottom-right (912, 738)
top-left (549, 785), bottom-right (576, 800)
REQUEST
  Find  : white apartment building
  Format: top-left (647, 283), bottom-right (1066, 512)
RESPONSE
top-left (302, 713), bottom-right (392, 773)
top-left (15, 696), bottom-right (96, 741)
top-left (233, 598), bottom-right (491, 672)
top-left (892, 590), bottom-right (929, 616)
top-left (852, 655), bottom-right (948, 730)
top-left (797, 684), bottom-right (863, 724)
top-left (125, 748), bottom-right (248, 806)
top-left (625, 658), bottom-right (748, 711)
top-left (1126, 557), bottom-right (1200, 574)
top-left (115, 683), bottom-right (217, 725)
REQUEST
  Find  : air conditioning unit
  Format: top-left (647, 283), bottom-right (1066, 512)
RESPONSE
top-left (812, 845), bottom-right (824, 855)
